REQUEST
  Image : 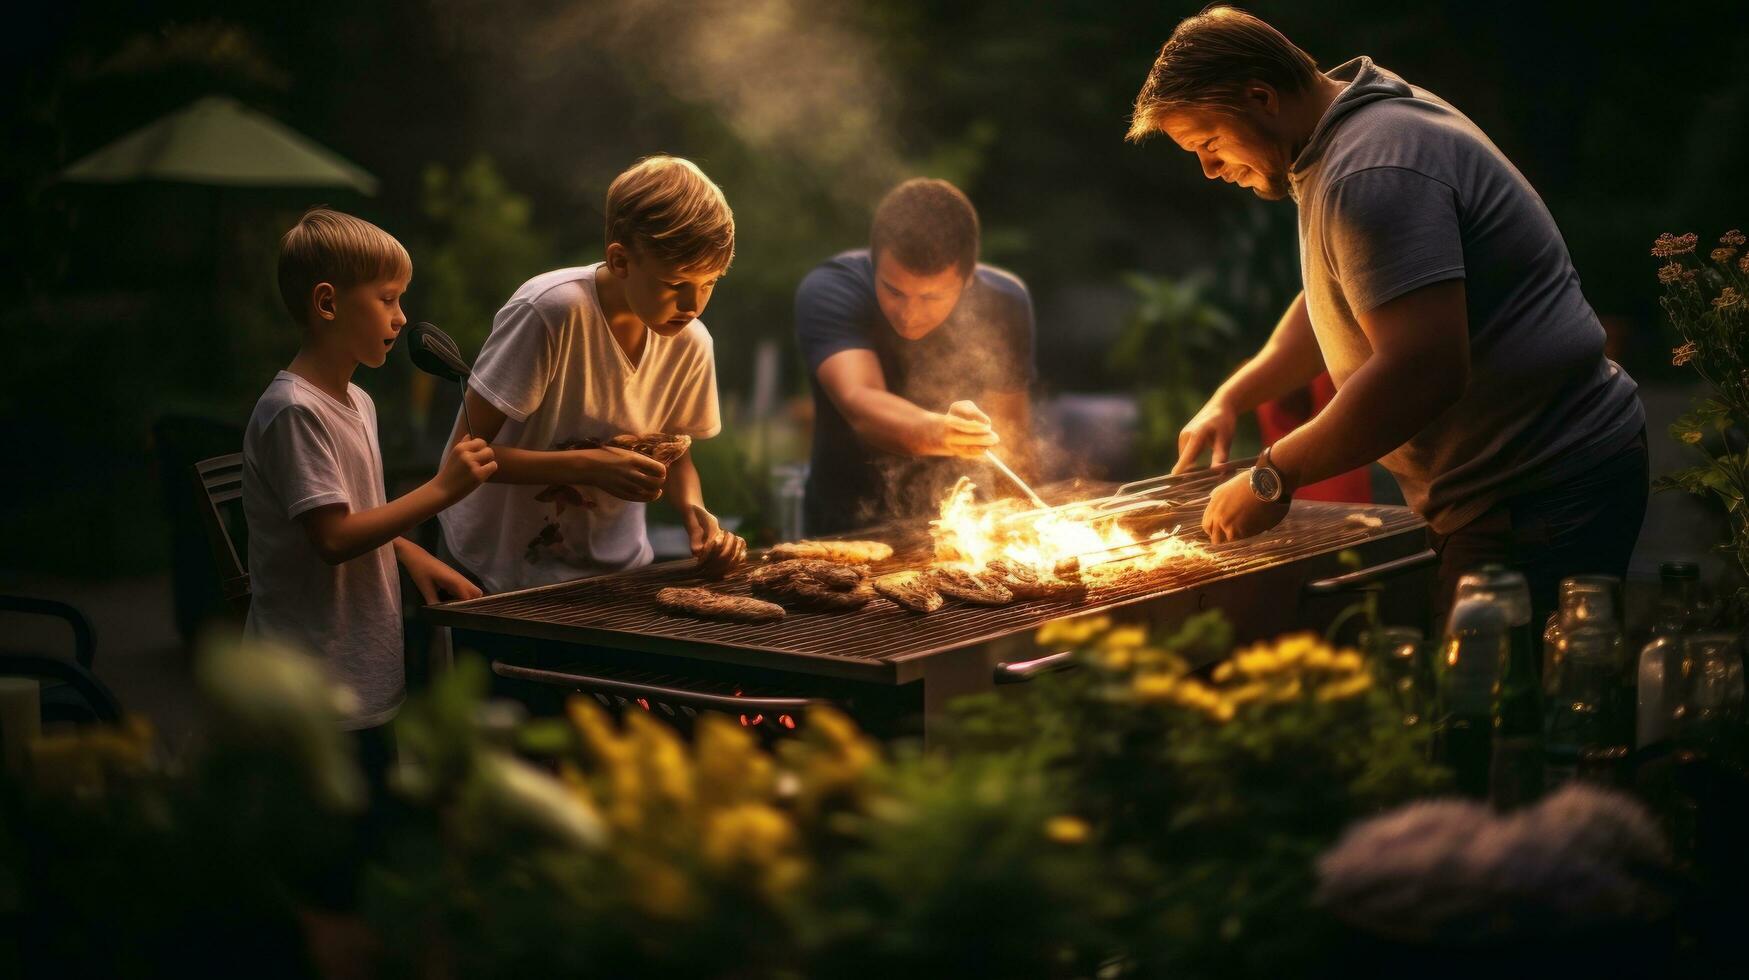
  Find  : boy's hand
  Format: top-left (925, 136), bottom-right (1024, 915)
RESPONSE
top-left (685, 504), bottom-right (747, 578)
top-left (401, 547), bottom-right (483, 604)
top-left (926, 400), bottom-right (999, 458)
top-left (438, 437), bottom-right (498, 500)
top-left (582, 446), bottom-right (668, 502)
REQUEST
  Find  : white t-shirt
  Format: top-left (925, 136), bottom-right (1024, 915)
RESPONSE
top-left (242, 372), bottom-right (403, 729)
top-left (439, 264), bottom-right (721, 593)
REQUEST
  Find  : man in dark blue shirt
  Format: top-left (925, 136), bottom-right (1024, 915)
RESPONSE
top-left (795, 178), bottom-right (1037, 534)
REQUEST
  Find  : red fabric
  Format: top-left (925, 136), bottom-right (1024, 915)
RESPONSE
top-left (1254, 372), bottom-right (1373, 503)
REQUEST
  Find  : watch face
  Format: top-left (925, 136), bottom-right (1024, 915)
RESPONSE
top-left (1251, 466), bottom-right (1282, 502)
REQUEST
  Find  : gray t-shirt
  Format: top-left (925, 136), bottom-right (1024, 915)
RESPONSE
top-left (1289, 57), bottom-right (1643, 534)
top-left (243, 372), bottom-right (403, 729)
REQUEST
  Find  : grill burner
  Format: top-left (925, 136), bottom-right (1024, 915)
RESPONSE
top-left (427, 469), bottom-right (1433, 739)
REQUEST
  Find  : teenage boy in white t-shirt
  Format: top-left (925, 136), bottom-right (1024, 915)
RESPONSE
top-left (438, 156), bottom-right (747, 593)
top-left (244, 208), bottom-right (497, 731)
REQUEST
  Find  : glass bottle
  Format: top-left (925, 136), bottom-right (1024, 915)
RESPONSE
top-left (1457, 567), bottom-right (1544, 807)
top-left (1652, 561), bottom-right (1702, 639)
top-left (1669, 632), bottom-right (1746, 753)
top-left (1440, 594), bottom-right (1508, 797)
top-left (1637, 563), bottom-right (1703, 749)
top-left (1544, 575), bottom-right (1630, 787)
top-left (1365, 625), bottom-right (1429, 729)
top-left (1543, 575), bottom-right (1622, 696)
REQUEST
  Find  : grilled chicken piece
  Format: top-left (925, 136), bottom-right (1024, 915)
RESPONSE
top-left (872, 571), bottom-right (946, 613)
top-left (606, 432), bottom-right (692, 465)
top-left (655, 587), bottom-right (784, 623)
top-left (777, 581), bottom-right (877, 612)
top-left (749, 559), bottom-right (866, 591)
top-left (749, 558), bottom-right (873, 612)
top-left (767, 539), bottom-right (894, 564)
top-left (983, 559), bottom-right (1085, 601)
top-left (927, 567), bottom-right (1015, 606)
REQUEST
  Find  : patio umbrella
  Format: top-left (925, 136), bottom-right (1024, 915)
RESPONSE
top-left (60, 94), bottom-right (377, 193)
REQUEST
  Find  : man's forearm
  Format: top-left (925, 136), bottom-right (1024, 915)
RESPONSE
top-left (1211, 293), bottom-right (1324, 414)
top-left (839, 387), bottom-right (942, 456)
top-left (1272, 353), bottom-right (1456, 491)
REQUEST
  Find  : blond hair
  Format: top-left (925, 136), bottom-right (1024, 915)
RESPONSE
top-left (604, 155), bottom-right (736, 273)
top-left (276, 207), bottom-right (411, 323)
top-left (1127, 5), bottom-right (1321, 142)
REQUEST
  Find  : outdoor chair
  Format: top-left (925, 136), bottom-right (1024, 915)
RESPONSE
top-left (0, 596), bottom-right (122, 724)
top-left (192, 452), bottom-right (250, 614)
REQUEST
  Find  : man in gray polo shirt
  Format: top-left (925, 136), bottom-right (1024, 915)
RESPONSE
top-left (1127, 7), bottom-right (1646, 627)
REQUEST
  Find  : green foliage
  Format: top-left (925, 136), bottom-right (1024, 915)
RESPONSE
top-left (1108, 272), bottom-right (1242, 472)
top-left (1653, 230), bottom-right (1749, 599)
top-left (413, 156), bottom-right (554, 358)
top-left (5, 617), bottom-right (1451, 978)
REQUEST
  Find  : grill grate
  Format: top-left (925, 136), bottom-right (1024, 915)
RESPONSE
top-left (431, 492), bottom-right (1425, 669)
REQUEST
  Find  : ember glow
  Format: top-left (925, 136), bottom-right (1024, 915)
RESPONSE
top-left (930, 478), bottom-right (1206, 581)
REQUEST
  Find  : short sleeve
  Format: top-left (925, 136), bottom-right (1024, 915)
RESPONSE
top-left (991, 277), bottom-right (1036, 391)
top-left (667, 330), bottom-right (722, 439)
top-left (258, 406), bottom-right (350, 519)
top-left (1320, 167), bottom-right (1466, 314)
top-left (469, 299), bottom-right (558, 422)
top-left (795, 264), bottom-right (877, 373)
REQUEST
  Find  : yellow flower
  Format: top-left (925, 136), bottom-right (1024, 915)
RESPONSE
top-left (1131, 673), bottom-right (1179, 701)
top-left (694, 715), bottom-right (774, 805)
top-left (1233, 647), bottom-right (1281, 677)
top-left (1045, 815), bottom-right (1091, 844)
top-left (1273, 633), bottom-right (1318, 664)
top-left (1657, 262), bottom-right (1684, 284)
top-left (1652, 232), bottom-right (1699, 257)
top-left (1037, 615), bottom-right (1110, 647)
top-left (1740, 253), bottom-right (1749, 274)
top-left (1096, 646), bottom-right (1134, 671)
top-left (1224, 681), bottom-right (1269, 705)
top-left (1098, 625), bottom-right (1150, 651)
top-left (1330, 650), bottom-right (1365, 674)
top-left (628, 711), bottom-right (695, 810)
top-left (1715, 287), bottom-right (1742, 311)
top-left (1316, 673), bottom-right (1374, 702)
top-left (1211, 660), bottom-right (1237, 683)
top-left (701, 802), bottom-right (797, 871)
top-left (1673, 341), bottom-right (1698, 367)
top-left (1680, 429), bottom-right (1704, 445)
top-left (1713, 247), bottom-right (1739, 264)
top-left (1722, 229), bottom-right (1746, 247)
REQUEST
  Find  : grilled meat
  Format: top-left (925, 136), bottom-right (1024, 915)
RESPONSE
top-left (767, 539), bottom-right (894, 564)
top-left (872, 571), bottom-right (945, 613)
top-left (607, 432), bottom-right (692, 465)
top-left (749, 558), bottom-right (874, 612)
top-left (655, 587), bottom-right (785, 623)
top-left (927, 567), bottom-right (1015, 606)
top-left (750, 559), bottom-right (866, 591)
top-left (984, 559), bottom-right (1085, 601)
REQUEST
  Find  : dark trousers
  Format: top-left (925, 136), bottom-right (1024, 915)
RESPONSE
top-left (1430, 428), bottom-right (1649, 639)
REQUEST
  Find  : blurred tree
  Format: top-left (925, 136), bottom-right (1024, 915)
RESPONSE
top-left (1107, 272), bottom-right (1242, 472)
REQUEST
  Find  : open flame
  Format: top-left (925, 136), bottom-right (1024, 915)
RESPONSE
top-left (929, 478), bottom-right (1205, 583)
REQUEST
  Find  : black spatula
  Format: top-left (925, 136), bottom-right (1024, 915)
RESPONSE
top-left (406, 321), bottom-right (476, 436)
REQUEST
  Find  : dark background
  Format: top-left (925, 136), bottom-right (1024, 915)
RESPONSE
top-left (3, 0), bottom-right (1746, 579)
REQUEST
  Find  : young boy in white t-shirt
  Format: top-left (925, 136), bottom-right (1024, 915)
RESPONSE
top-left (438, 156), bottom-right (747, 593)
top-left (244, 208), bottom-right (497, 730)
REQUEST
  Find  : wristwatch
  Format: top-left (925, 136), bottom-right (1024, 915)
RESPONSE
top-left (1250, 445), bottom-right (1285, 503)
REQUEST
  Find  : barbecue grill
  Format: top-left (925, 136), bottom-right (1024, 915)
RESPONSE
top-left (426, 465), bottom-right (1434, 740)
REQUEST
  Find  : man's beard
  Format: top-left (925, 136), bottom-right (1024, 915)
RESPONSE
top-left (1249, 169), bottom-right (1292, 201)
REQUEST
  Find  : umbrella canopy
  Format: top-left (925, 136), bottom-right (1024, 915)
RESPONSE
top-left (60, 95), bottom-right (377, 194)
